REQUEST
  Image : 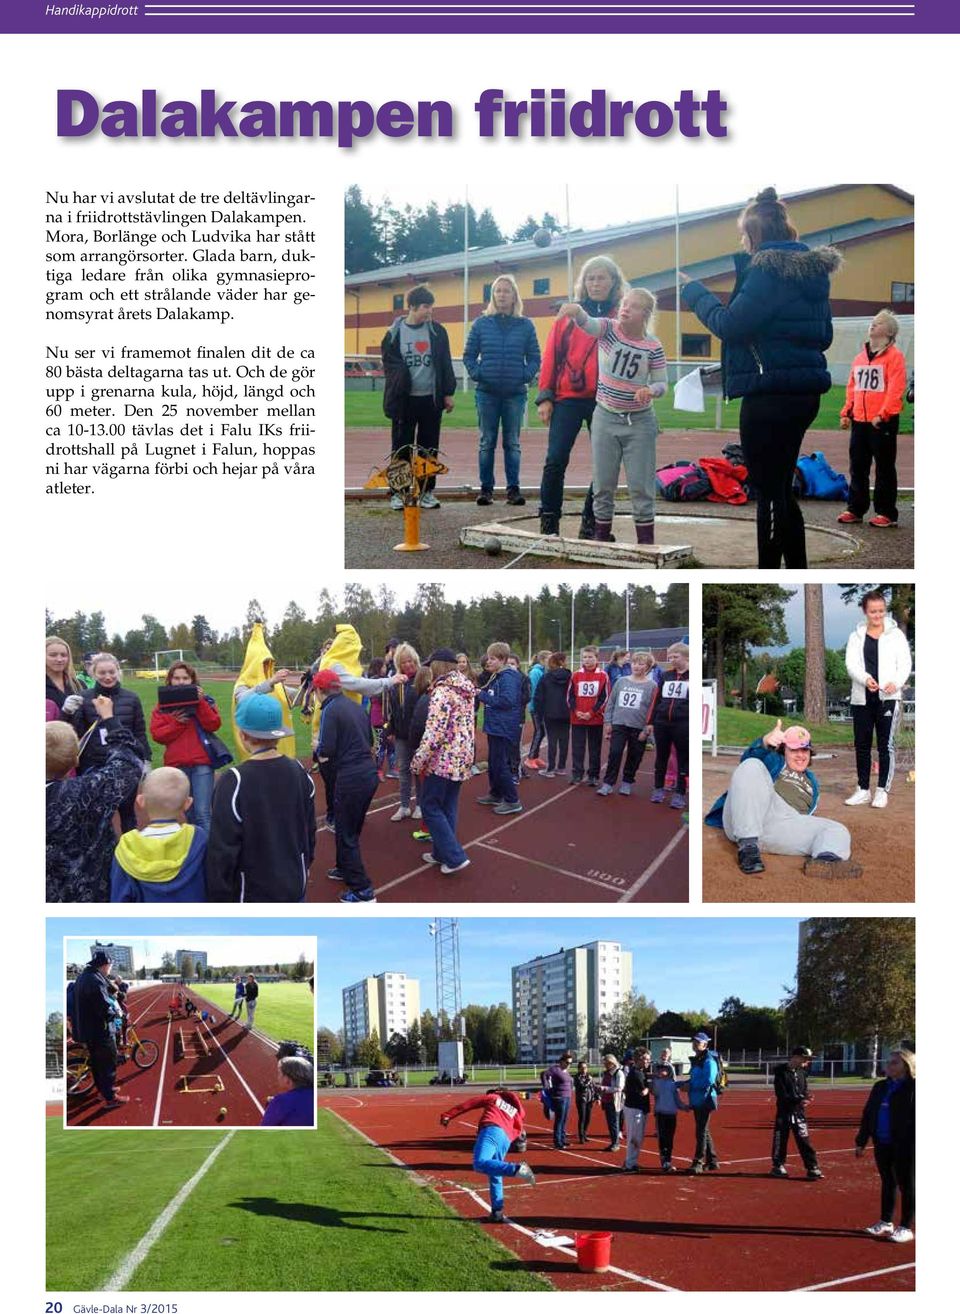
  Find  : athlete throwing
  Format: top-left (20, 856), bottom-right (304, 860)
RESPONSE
top-left (440, 1088), bottom-right (536, 1223)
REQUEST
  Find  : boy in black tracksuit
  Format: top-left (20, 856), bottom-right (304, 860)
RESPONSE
top-left (771, 1047), bottom-right (822, 1178)
top-left (651, 645), bottom-right (690, 809)
top-left (314, 671), bottom-right (380, 903)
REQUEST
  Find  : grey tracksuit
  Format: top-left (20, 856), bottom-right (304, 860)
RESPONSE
top-left (591, 405), bottom-right (660, 524)
top-left (722, 757), bottom-right (851, 859)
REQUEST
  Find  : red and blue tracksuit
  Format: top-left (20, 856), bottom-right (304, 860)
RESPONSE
top-left (443, 1093), bottom-right (526, 1211)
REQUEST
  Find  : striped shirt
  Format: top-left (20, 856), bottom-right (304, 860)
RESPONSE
top-left (581, 315), bottom-right (668, 414)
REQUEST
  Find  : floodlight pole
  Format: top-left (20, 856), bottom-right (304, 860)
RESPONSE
top-left (570, 589), bottom-right (576, 660)
top-left (431, 918), bottom-right (462, 1037)
top-left (626, 585), bottom-right (631, 651)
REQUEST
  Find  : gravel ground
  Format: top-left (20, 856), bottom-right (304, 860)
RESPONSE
top-left (344, 495), bottom-right (914, 571)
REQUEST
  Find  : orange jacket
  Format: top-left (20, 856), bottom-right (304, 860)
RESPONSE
top-left (841, 343), bottom-right (907, 424)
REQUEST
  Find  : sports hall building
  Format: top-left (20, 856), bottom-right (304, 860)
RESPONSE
top-left (344, 185), bottom-right (914, 363)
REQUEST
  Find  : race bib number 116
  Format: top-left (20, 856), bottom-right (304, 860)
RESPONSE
top-left (854, 364), bottom-right (885, 393)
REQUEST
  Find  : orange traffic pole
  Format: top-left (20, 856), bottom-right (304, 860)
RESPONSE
top-left (393, 502), bottom-right (429, 552)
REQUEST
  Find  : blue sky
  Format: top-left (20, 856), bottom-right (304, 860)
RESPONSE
top-left (47, 918), bottom-right (804, 1030)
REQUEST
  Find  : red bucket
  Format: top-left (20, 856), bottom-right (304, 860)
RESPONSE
top-left (575, 1231), bottom-right (613, 1273)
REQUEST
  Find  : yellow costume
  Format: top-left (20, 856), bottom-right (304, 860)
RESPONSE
top-left (232, 622), bottom-right (295, 760)
top-left (311, 623), bottom-right (365, 740)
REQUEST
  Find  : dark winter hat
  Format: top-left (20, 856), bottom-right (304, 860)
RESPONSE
top-left (90, 950), bottom-right (112, 967)
top-left (426, 648), bottom-right (458, 665)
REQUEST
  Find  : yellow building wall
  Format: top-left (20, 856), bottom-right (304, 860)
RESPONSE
top-left (345, 186), bottom-right (913, 360)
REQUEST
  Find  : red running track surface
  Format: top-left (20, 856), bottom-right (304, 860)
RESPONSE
top-left (305, 728), bottom-right (689, 903)
top-left (65, 984), bottom-right (291, 1130)
top-left (319, 1087), bottom-right (915, 1292)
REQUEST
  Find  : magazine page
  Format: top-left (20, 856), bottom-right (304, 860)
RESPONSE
top-left (7, 1), bottom-right (948, 1308)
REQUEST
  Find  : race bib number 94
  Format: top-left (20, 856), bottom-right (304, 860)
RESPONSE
top-left (662, 680), bottom-right (688, 700)
top-left (854, 364), bottom-right (885, 393)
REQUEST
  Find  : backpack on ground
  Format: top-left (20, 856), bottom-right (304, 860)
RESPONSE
top-left (796, 451), bottom-right (849, 500)
top-left (656, 460), bottom-right (710, 502)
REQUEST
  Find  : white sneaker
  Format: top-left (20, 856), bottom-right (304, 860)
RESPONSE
top-left (864, 1221), bottom-right (895, 1237)
top-left (871, 788), bottom-right (888, 809)
top-left (889, 1226), bottom-right (914, 1243)
top-left (845, 788), bottom-right (872, 806)
top-left (390, 493), bottom-right (404, 511)
top-left (412, 806), bottom-right (422, 820)
top-left (390, 807), bottom-right (411, 822)
top-left (516, 1162), bottom-right (536, 1185)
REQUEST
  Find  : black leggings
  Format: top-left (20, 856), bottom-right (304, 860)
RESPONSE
top-left (853, 697), bottom-right (900, 791)
top-left (874, 1144), bottom-right (914, 1228)
top-left (546, 718), bottom-right (570, 771)
top-left (739, 391), bottom-right (821, 569)
top-left (654, 720), bottom-right (688, 794)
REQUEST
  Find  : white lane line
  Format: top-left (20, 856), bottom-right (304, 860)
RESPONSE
top-left (374, 787), bottom-right (579, 896)
top-left (129, 991), bottom-right (164, 1028)
top-left (151, 1016), bottom-right (174, 1128)
top-left (446, 1179), bottom-right (678, 1291)
top-left (473, 842), bottom-right (629, 895)
top-left (188, 991), bottom-right (281, 1053)
top-left (199, 1020), bottom-right (265, 1115)
top-left (104, 1131), bottom-right (237, 1290)
top-left (617, 823), bottom-right (689, 902)
top-left (794, 1262), bottom-right (915, 1291)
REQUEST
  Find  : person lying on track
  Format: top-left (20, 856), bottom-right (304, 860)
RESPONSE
top-left (705, 719), bottom-right (855, 878)
top-left (439, 1087), bottom-right (536, 1224)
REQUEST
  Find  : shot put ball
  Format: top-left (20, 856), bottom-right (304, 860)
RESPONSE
top-left (217, 1107), bottom-right (227, 1120)
top-left (533, 228), bottom-right (553, 248)
top-left (484, 537), bottom-right (502, 557)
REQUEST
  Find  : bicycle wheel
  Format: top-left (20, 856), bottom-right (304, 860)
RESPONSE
top-left (67, 1065), bottom-right (94, 1095)
top-left (132, 1039), bottom-right (160, 1069)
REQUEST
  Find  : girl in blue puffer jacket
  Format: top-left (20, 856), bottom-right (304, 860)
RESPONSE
top-left (680, 189), bottom-right (841, 570)
top-left (464, 275), bottom-right (541, 507)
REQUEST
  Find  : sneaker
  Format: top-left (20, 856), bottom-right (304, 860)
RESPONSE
top-left (770, 1165), bottom-right (789, 1177)
top-left (650, 788), bottom-right (667, 804)
top-left (586, 777), bottom-right (599, 788)
top-left (390, 807), bottom-right (411, 822)
top-left (419, 491), bottom-right (441, 509)
top-left (327, 867), bottom-right (344, 882)
top-left (622, 1165), bottom-right (641, 1174)
top-left (685, 1162), bottom-right (704, 1175)
top-left (390, 493), bottom-right (404, 510)
top-left (571, 775), bottom-right (584, 785)
top-left (868, 515), bottom-right (896, 528)
top-left (488, 1209), bottom-right (505, 1224)
top-left (864, 1221), bottom-right (895, 1237)
top-left (493, 801), bottom-right (523, 815)
top-left (661, 1162), bottom-right (675, 1174)
top-left (872, 788), bottom-right (888, 809)
top-left (804, 855), bottom-right (864, 880)
top-left (441, 858), bottom-right (471, 875)
top-left (670, 792), bottom-right (688, 810)
top-left (384, 769), bottom-right (400, 779)
top-left (422, 853), bottom-right (441, 865)
top-left (596, 783), bottom-right (614, 796)
top-left (706, 1161), bottom-right (720, 1173)
top-left (476, 794), bottom-right (501, 806)
top-left (807, 1168), bottom-right (824, 1180)
top-left (505, 487), bottom-right (526, 506)
top-left (539, 769), bottom-right (556, 779)
top-left (476, 489), bottom-right (493, 507)
top-left (837, 511), bottom-right (862, 523)
top-left (516, 1162), bottom-right (536, 1185)
top-left (411, 829), bottom-right (432, 842)
top-left (339, 888), bottom-right (377, 904)
top-left (889, 1226), bottom-right (914, 1243)
top-left (619, 783), bottom-right (633, 796)
top-left (737, 842), bottom-right (765, 875)
top-left (845, 788), bottom-right (872, 806)
top-left (412, 806), bottom-right (422, 820)
top-left (554, 767), bottom-right (568, 776)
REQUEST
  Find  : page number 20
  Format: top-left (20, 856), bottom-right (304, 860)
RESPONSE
top-left (46, 1304), bottom-right (63, 1312)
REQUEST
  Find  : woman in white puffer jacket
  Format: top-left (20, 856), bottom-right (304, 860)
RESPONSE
top-left (844, 591), bottom-right (912, 809)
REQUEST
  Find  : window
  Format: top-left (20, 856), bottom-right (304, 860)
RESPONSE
top-left (533, 277), bottom-right (550, 296)
top-left (482, 282), bottom-right (492, 302)
top-left (682, 334), bottom-right (712, 358)
top-left (392, 293), bottom-right (404, 311)
top-left (891, 281), bottom-right (914, 303)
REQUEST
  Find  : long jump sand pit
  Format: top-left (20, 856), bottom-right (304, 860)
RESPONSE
top-left (702, 748), bottom-right (914, 903)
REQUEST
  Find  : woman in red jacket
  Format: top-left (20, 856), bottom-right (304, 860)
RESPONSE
top-left (440, 1088), bottom-right (536, 1223)
top-left (536, 256), bottom-right (628, 538)
top-left (149, 661), bottom-right (222, 831)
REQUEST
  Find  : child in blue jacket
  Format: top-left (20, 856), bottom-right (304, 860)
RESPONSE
top-left (475, 643), bottom-right (524, 816)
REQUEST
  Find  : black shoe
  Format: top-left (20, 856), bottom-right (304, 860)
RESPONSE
top-left (770, 1165), bottom-right (789, 1178)
top-left (506, 487), bottom-right (526, 506)
top-left (737, 842), bottom-right (765, 875)
top-left (661, 1162), bottom-right (675, 1174)
top-left (540, 512), bottom-right (560, 535)
top-left (685, 1162), bottom-right (704, 1175)
top-left (476, 489), bottom-right (493, 507)
top-left (807, 1167), bottom-right (824, 1180)
top-left (327, 867), bottom-right (344, 882)
top-left (488, 1209), bottom-right (505, 1224)
top-left (706, 1161), bottom-right (720, 1172)
top-left (578, 519), bottom-right (596, 541)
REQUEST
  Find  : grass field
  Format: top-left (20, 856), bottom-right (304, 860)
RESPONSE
top-left (345, 385), bottom-right (915, 435)
top-left (192, 982), bottom-right (315, 1050)
top-left (125, 675), bottom-right (315, 769)
top-left (715, 706), bottom-right (857, 747)
top-left (46, 1114), bottom-right (549, 1292)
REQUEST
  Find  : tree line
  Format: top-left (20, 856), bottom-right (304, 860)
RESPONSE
top-left (47, 583), bottom-right (687, 671)
top-left (345, 185), bottom-right (563, 274)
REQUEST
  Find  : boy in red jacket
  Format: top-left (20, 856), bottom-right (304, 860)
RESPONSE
top-left (567, 647), bottom-right (610, 785)
top-left (440, 1088), bottom-right (536, 1222)
top-left (838, 309), bottom-right (908, 529)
